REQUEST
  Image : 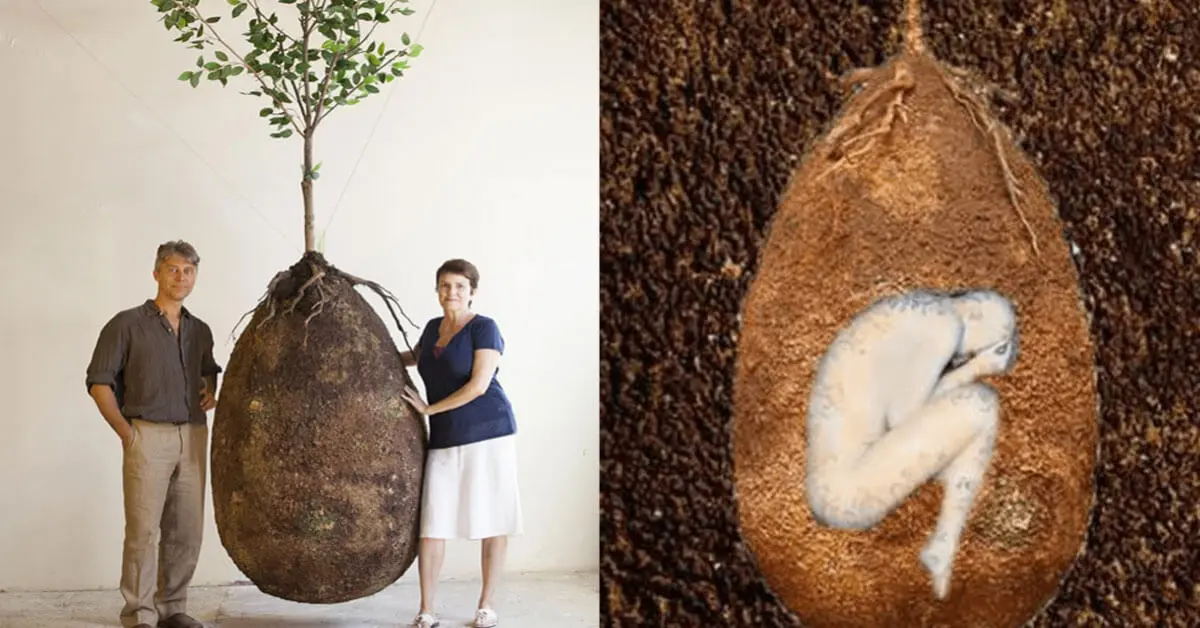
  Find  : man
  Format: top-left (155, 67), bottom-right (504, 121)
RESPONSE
top-left (86, 240), bottom-right (221, 628)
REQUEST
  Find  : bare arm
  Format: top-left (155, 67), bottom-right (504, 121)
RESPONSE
top-left (932, 341), bottom-right (1015, 398)
top-left (423, 348), bottom-right (500, 415)
top-left (89, 384), bottom-right (133, 444)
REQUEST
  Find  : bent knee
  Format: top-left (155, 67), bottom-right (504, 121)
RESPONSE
top-left (947, 383), bottom-right (1000, 427)
top-left (806, 473), bottom-right (885, 532)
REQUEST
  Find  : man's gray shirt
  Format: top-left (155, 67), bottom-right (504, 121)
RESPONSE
top-left (86, 300), bottom-right (223, 424)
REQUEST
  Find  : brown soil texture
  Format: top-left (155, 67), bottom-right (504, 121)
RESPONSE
top-left (733, 46), bottom-right (1098, 627)
top-left (212, 252), bottom-right (427, 604)
top-left (600, 1), bottom-right (1200, 626)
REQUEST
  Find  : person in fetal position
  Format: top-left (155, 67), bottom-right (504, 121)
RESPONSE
top-left (804, 288), bottom-right (1020, 600)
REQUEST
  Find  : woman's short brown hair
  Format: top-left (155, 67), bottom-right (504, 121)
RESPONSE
top-left (436, 258), bottom-right (480, 290)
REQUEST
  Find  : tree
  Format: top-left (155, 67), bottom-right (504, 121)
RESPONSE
top-left (147, 0), bottom-right (431, 603)
top-left (152, 0), bottom-right (424, 250)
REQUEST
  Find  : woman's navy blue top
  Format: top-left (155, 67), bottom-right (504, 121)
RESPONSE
top-left (416, 314), bottom-right (517, 449)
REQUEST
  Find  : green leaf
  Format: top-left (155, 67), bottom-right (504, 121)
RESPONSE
top-left (196, 55), bottom-right (204, 67)
top-left (178, 71), bottom-right (194, 80)
top-left (232, 2), bottom-right (248, 17)
top-left (259, 107), bottom-right (273, 117)
top-left (215, 50), bottom-right (229, 62)
top-left (204, 62), bottom-right (220, 70)
top-left (410, 44), bottom-right (423, 57)
top-left (205, 16), bottom-right (220, 23)
top-left (401, 32), bottom-right (410, 46)
top-left (189, 74), bottom-right (201, 87)
top-left (364, 83), bottom-right (380, 94)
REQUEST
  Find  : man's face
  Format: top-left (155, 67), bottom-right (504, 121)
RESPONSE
top-left (154, 254), bottom-right (197, 302)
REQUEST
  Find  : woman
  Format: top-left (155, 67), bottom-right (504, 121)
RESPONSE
top-left (399, 258), bottom-right (522, 628)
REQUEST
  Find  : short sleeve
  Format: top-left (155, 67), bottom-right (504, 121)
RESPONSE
top-left (471, 317), bottom-right (504, 354)
top-left (85, 315), bottom-right (128, 392)
top-left (200, 323), bottom-right (223, 377)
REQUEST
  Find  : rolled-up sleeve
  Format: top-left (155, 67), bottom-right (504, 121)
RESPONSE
top-left (86, 316), bottom-right (127, 392)
top-left (200, 323), bottom-right (223, 377)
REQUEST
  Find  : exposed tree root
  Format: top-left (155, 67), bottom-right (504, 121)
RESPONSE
top-left (340, 269), bottom-right (419, 357)
top-left (228, 254), bottom-right (420, 357)
top-left (287, 265), bottom-right (327, 317)
top-left (230, 270), bottom-right (286, 342)
top-left (818, 63), bottom-right (915, 183)
top-left (302, 281), bottom-right (328, 348)
top-left (941, 73), bottom-right (1041, 258)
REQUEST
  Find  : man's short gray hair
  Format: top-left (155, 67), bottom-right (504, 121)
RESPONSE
top-left (155, 240), bottom-right (200, 270)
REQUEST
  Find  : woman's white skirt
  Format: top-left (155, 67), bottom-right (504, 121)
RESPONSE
top-left (420, 435), bottom-right (524, 540)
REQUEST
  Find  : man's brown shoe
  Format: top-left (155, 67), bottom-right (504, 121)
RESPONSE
top-left (158, 613), bottom-right (205, 628)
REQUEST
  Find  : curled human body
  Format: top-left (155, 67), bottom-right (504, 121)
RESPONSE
top-left (805, 289), bottom-right (1019, 599)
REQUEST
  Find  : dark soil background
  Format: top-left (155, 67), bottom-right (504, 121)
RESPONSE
top-left (600, 1), bottom-right (1200, 626)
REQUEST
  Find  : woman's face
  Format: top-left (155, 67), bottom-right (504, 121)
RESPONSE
top-left (437, 272), bottom-right (475, 312)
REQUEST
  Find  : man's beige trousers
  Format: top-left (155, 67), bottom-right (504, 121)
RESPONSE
top-left (120, 420), bottom-right (207, 628)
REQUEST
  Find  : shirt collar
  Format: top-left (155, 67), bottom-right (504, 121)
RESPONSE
top-left (141, 299), bottom-right (192, 319)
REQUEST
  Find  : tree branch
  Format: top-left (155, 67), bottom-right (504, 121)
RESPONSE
top-left (246, 0), bottom-right (299, 46)
top-left (337, 2), bottom-right (405, 63)
top-left (300, 12), bottom-right (315, 129)
top-left (317, 49), bottom-right (400, 124)
top-left (182, 6), bottom-right (304, 135)
top-left (310, 1), bottom-right (359, 126)
top-left (312, 49), bottom-right (342, 125)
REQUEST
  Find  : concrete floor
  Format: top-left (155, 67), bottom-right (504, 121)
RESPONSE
top-left (0, 572), bottom-right (597, 628)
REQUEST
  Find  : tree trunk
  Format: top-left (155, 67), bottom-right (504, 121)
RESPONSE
top-left (303, 131), bottom-right (315, 252)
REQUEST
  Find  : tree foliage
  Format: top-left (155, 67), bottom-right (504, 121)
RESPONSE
top-left (151, 0), bottom-right (424, 141)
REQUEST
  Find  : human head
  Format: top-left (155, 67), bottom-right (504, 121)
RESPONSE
top-left (435, 258), bottom-right (480, 312)
top-left (153, 240), bottom-right (200, 303)
top-left (948, 289), bottom-right (1019, 371)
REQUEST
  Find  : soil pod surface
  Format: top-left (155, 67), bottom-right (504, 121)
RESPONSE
top-left (733, 14), bottom-right (1100, 627)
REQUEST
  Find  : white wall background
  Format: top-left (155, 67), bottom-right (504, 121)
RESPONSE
top-left (0, 0), bottom-right (598, 592)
